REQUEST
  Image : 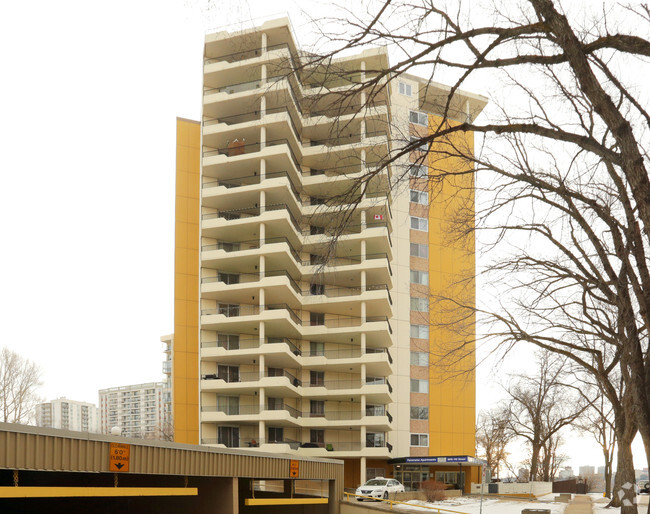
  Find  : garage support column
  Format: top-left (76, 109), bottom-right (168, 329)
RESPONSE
top-left (360, 456), bottom-right (367, 487)
top-left (328, 480), bottom-right (338, 514)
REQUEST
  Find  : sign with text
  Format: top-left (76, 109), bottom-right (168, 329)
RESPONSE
top-left (109, 442), bottom-right (131, 472)
top-left (290, 459), bottom-right (299, 478)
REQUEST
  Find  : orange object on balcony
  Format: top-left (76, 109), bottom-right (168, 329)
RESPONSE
top-left (228, 138), bottom-right (245, 156)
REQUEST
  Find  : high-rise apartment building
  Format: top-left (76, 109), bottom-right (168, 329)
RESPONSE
top-left (171, 17), bottom-right (486, 489)
top-left (35, 397), bottom-right (99, 433)
top-left (98, 382), bottom-right (170, 439)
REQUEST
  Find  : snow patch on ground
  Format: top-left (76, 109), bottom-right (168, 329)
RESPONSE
top-left (393, 497), bottom-right (567, 514)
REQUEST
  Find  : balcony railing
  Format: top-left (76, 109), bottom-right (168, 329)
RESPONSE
top-left (203, 137), bottom-right (303, 172)
top-left (306, 100), bottom-right (388, 120)
top-left (204, 42), bottom-right (291, 65)
top-left (201, 270), bottom-right (390, 303)
top-left (201, 304), bottom-right (392, 333)
top-left (201, 203), bottom-right (302, 233)
top-left (202, 237), bottom-right (301, 264)
top-left (201, 336), bottom-right (301, 356)
top-left (201, 369), bottom-right (302, 386)
top-left (204, 75), bottom-right (284, 96)
top-left (307, 130), bottom-right (387, 148)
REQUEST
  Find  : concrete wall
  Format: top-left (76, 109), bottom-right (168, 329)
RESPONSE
top-left (470, 481), bottom-right (552, 496)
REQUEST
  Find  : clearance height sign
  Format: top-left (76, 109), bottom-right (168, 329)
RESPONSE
top-left (109, 442), bottom-right (131, 472)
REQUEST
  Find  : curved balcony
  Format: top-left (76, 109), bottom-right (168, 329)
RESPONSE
top-left (200, 270), bottom-right (392, 315)
top-left (200, 370), bottom-right (302, 397)
top-left (200, 303), bottom-right (392, 346)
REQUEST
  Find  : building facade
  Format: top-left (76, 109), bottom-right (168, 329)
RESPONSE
top-left (172, 18), bottom-right (486, 489)
top-left (35, 398), bottom-right (99, 433)
top-left (98, 382), bottom-right (170, 439)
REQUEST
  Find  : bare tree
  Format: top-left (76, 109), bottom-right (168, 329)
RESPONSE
top-left (476, 407), bottom-right (510, 480)
top-left (0, 347), bottom-right (42, 424)
top-left (575, 382), bottom-right (617, 498)
top-left (299, 2), bottom-right (650, 511)
top-left (502, 353), bottom-right (584, 482)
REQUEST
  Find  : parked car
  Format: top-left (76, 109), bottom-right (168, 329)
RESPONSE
top-left (355, 478), bottom-right (405, 500)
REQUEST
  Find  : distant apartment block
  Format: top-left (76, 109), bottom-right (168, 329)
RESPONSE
top-left (99, 382), bottom-right (171, 439)
top-left (35, 397), bottom-right (99, 433)
top-left (579, 465), bottom-right (595, 477)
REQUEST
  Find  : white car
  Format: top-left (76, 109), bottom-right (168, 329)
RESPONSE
top-left (355, 478), bottom-right (405, 500)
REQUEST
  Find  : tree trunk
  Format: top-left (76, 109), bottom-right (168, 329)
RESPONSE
top-left (608, 439), bottom-right (637, 513)
top-left (604, 456), bottom-right (612, 499)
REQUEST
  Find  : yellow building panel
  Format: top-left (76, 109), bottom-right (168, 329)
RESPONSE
top-left (173, 118), bottom-right (201, 445)
top-left (428, 113), bottom-right (476, 458)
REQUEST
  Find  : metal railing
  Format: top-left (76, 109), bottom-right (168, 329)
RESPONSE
top-left (201, 269), bottom-right (302, 295)
top-left (204, 75), bottom-right (284, 95)
top-left (204, 42), bottom-right (291, 65)
top-left (267, 402), bottom-right (301, 418)
top-left (201, 203), bottom-right (302, 233)
top-left (201, 304), bottom-right (392, 333)
top-left (202, 170), bottom-right (303, 204)
top-left (306, 100), bottom-right (387, 119)
top-left (201, 336), bottom-right (301, 356)
top-left (307, 130), bottom-right (387, 148)
top-left (201, 405), bottom-right (261, 415)
top-left (202, 237), bottom-right (301, 264)
top-left (201, 369), bottom-right (302, 386)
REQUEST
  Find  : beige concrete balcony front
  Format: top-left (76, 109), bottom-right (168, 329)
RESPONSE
top-left (200, 304), bottom-right (392, 346)
top-left (200, 372), bottom-right (301, 398)
top-left (200, 272), bottom-right (392, 317)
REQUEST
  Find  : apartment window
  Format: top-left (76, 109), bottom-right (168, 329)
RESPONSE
top-left (410, 243), bottom-right (428, 258)
top-left (310, 225), bottom-right (325, 235)
top-left (310, 253), bottom-right (326, 265)
top-left (366, 432), bottom-right (385, 448)
top-left (399, 82), bottom-right (412, 96)
top-left (410, 433), bottom-right (429, 446)
top-left (218, 272), bottom-right (240, 284)
top-left (410, 406), bottom-right (429, 420)
top-left (267, 367), bottom-right (284, 377)
top-left (411, 352), bottom-right (429, 366)
top-left (410, 216), bottom-right (428, 231)
top-left (310, 312), bottom-right (325, 326)
top-left (217, 365), bottom-right (239, 382)
top-left (410, 270), bottom-right (429, 285)
top-left (410, 297), bottom-right (429, 312)
top-left (310, 283), bottom-right (325, 295)
top-left (310, 370), bottom-right (325, 386)
top-left (218, 304), bottom-right (240, 317)
top-left (410, 190), bottom-right (428, 205)
top-left (367, 468), bottom-right (386, 480)
top-left (410, 136), bottom-right (428, 152)
top-left (310, 341), bottom-right (325, 356)
top-left (410, 379), bottom-right (429, 393)
top-left (310, 429), bottom-right (325, 445)
top-left (310, 196), bottom-right (326, 205)
top-left (410, 324), bottom-right (429, 339)
top-left (310, 400), bottom-right (325, 417)
top-left (409, 110), bottom-right (428, 126)
top-left (366, 404), bottom-right (385, 416)
top-left (217, 426), bottom-right (239, 447)
top-left (220, 242), bottom-right (240, 252)
top-left (217, 396), bottom-right (239, 415)
top-left (217, 333), bottom-right (240, 350)
top-left (436, 472), bottom-right (465, 485)
top-left (268, 427), bottom-right (284, 443)
top-left (267, 397), bottom-right (283, 410)
top-left (410, 164), bottom-right (427, 178)
top-left (310, 169), bottom-right (325, 176)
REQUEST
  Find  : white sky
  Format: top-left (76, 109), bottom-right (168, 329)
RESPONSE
top-left (0, 0), bottom-right (645, 473)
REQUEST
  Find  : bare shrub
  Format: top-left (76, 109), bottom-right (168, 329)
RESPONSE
top-left (419, 480), bottom-right (447, 503)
